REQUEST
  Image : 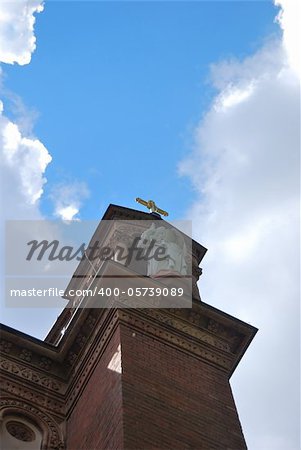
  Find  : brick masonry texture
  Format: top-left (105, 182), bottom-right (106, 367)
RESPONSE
top-left (120, 323), bottom-right (247, 450)
top-left (66, 326), bottom-right (124, 450)
top-left (66, 320), bottom-right (247, 450)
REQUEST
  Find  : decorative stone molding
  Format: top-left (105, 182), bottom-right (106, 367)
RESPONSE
top-left (66, 311), bottom-right (119, 412)
top-left (118, 310), bottom-right (232, 370)
top-left (84, 313), bottom-right (97, 330)
top-left (109, 226), bottom-right (138, 248)
top-left (0, 359), bottom-right (63, 393)
top-left (206, 319), bottom-right (243, 352)
top-left (39, 357), bottom-right (52, 371)
top-left (0, 379), bottom-right (65, 415)
top-left (143, 309), bottom-right (231, 352)
top-left (0, 340), bottom-right (12, 353)
top-left (164, 308), bottom-right (244, 354)
top-left (75, 334), bottom-right (87, 348)
top-left (0, 337), bottom-right (59, 377)
top-left (66, 351), bottom-right (78, 366)
top-left (64, 310), bottom-right (109, 370)
top-left (19, 349), bottom-right (32, 362)
top-left (0, 398), bottom-right (65, 449)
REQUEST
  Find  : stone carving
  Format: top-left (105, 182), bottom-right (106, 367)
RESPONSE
top-left (0, 359), bottom-right (62, 392)
top-left (0, 380), bottom-right (65, 415)
top-left (0, 340), bottom-right (12, 353)
top-left (0, 340), bottom-right (60, 374)
top-left (139, 309), bottom-right (230, 352)
top-left (168, 308), bottom-right (206, 328)
top-left (84, 314), bottom-right (96, 330)
top-left (207, 319), bottom-right (240, 340)
top-left (39, 357), bottom-right (52, 371)
top-left (138, 224), bottom-right (187, 276)
top-left (112, 228), bottom-right (135, 248)
top-left (206, 319), bottom-right (243, 353)
top-left (0, 398), bottom-right (65, 449)
top-left (66, 351), bottom-right (78, 366)
top-left (75, 334), bottom-right (87, 348)
top-left (19, 349), bottom-right (32, 362)
top-left (6, 420), bottom-right (36, 441)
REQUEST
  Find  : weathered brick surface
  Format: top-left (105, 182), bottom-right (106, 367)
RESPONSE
top-left (120, 323), bottom-right (247, 450)
top-left (66, 318), bottom-right (247, 450)
top-left (66, 326), bottom-right (124, 450)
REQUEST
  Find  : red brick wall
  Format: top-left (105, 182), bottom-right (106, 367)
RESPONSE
top-left (66, 320), bottom-right (247, 450)
top-left (66, 326), bottom-right (123, 450)
top-left (120, 323), bottom-right (247, 450)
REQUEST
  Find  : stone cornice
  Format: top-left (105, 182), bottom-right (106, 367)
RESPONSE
top-left (117, 301), bottom-right (256, 377)
top-left (0, 303), bottom-right (257, 438)
top-left (1, 291), bottom-right (257, 420)
top-left (0, 375), bottom-right (65, 418)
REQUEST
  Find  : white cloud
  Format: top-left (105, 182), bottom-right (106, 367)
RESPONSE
top-left (50, 181), bottom-right (90, 221)
top-left (215, 82), bottom-right (255, 111)
top-left (0, 0), bottom-right (44, 65)
top-left (0, 1), bottom-right (62, 334)
top-left (275, 0), bottom-right (301, 76)
top-left (0, 1), bottom-right (50, 219)
top-left (180, 1), bottom-right (300, 449)
top-left (0, 103), bottom-right (51, 211)
top-left (57, 205), bottom-right (80, 222)
top-left (0, 1), bottom-right (90, 223)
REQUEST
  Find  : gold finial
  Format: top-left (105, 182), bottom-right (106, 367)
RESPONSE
top-left (136, 197), bottom-right (169, 217)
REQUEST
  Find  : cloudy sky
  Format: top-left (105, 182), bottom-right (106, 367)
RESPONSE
top-left (0, 1), bottom-right (299, 449)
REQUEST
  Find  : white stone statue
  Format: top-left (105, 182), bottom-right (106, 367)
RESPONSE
top-left (138, 224), bottom-right (187, 276)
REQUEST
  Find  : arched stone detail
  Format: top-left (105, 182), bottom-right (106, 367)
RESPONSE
top-left (0, 397), bottom-right (65, 449)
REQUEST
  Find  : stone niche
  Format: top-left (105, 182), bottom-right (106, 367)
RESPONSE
top-left (0, 414), bottom-right (43, 450)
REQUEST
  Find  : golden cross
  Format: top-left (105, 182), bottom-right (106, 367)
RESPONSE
top-left (136, 197), bottom-right (169, 217)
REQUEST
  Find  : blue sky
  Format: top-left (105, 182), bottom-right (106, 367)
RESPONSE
top-left (3, 1), bottom-right (279, 220)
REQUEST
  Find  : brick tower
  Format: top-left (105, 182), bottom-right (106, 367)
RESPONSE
top-left (0, 204), bottom-right (257, 449)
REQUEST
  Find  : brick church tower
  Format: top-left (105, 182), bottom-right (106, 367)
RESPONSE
top-left (0, 204), bottom-right (257, 449)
